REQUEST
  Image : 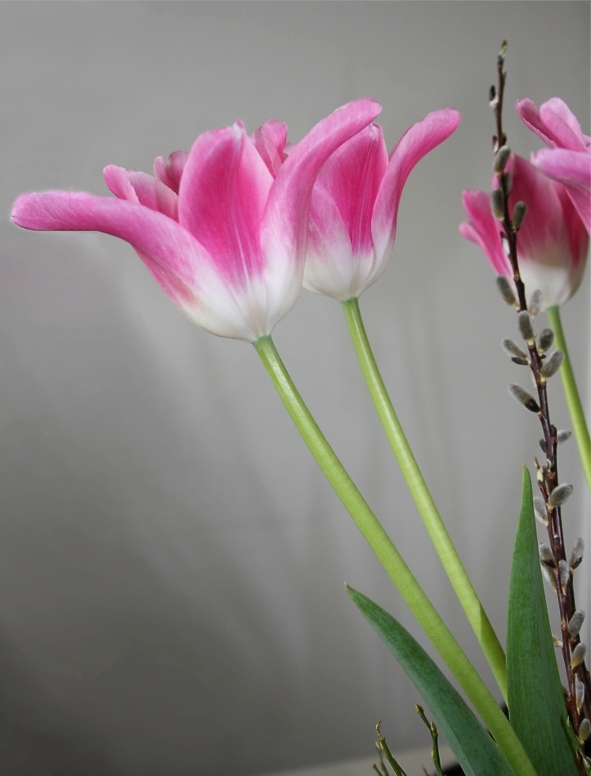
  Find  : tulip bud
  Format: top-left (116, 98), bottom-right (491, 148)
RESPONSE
top-left (508, 384), bottom-right (540, 413)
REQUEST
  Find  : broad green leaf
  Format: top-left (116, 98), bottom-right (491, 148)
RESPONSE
top-left (347, 587), bottom-right (516, 776)
top-left (506, 466), bottom-right (578, 774)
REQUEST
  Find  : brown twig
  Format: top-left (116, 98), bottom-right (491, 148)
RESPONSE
top-left (490, 41), bottom-right (591, 772)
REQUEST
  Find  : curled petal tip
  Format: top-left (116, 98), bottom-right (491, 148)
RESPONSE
top-left (11, 192), bottom-right (46, 230)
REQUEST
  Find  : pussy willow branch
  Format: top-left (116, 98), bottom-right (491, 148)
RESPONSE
top-left (491, 43), bottom-right (591, 765)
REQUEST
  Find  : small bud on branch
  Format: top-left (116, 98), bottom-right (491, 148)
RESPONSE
top-left (491, 188), bottom-right (505, 219)
top-left (511, 201), bottom-right (527, 231)
top-left (537, 328), bottom-right (554, 353)
top-left (496, 276), bottom-right (517, 306)
top-left (548, 483), bottom-right (574, 508)
top-left (509, 384), bottom-right (540, 413)
top-left (533, 497), bottom-right (548, 525)
top-left (539, 543), bottom-right (555, 567)
top-left (502, 339), bottom-right (528, 361)
top-left (559, 559), bottom-right (571, 592)
top-left (540, 350), bottom-right (564, 379)
top-left (528, 289), bottom-right (542, 316)
top-left (493, 145), bottom-right (511, 173)
top-left (578, 718), bottom-right (591, 742)
top-left (571, 643), bottom-right (587, 670)
top-left (517, 310), bottom-right (535, 342)
top-left (571, 538), bottom-right (585, 569)
top-left (568, 611), bottom-right (585, 639)
top-left (576, 678), bottom-right (586, 713)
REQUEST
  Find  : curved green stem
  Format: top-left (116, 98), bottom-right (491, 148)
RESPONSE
top-left (342, 297), bottom-right (507, 701)
top-left (547, 305), bottom-right (591, 495)
top-left (254, 334), bottom-right (534, 776)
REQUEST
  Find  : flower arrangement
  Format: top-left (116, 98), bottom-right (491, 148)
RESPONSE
top-left (10, 42), bottom-right (590, 775)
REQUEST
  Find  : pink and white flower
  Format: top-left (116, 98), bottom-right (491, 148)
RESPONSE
top-left (11, 99), bottom-right (381, 341)
top-left (516, 97), bottom-right (591, 232)
top-left (302, 109), bottom-right (461, 300)
top-left (459, 153), bottom-right (588, 307)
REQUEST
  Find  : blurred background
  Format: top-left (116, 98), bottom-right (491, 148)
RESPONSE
top-left (0, 2), bottom-right (589, 774)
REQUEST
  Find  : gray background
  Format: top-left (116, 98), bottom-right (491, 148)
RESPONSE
top-left (1, 2), bottom-right (589, 774)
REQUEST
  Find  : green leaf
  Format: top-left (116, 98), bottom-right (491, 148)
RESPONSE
top-left (506, 466), bottom-right (578, 774)
top-left (347, 587), bottom-right (516, 776)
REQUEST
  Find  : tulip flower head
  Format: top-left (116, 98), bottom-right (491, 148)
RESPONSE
top-left (11, 100), bottom-right (381, 342)
top-left (516, 97), bottom-right (591, 233)
top-left (459, 153), bottom-right (588, 307)
top-left (302, 109), bottom-right (461, 301)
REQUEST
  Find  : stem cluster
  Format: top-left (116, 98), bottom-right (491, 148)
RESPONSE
top-left (491, 43), bottom-right (591, 771)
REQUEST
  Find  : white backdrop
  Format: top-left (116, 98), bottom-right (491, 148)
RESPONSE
top-left (1, 2), bottom-right (589, 774)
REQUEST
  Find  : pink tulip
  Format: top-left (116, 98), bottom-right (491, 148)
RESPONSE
top-left (11, 100), bottom-right (381, 341)
top-left (459, 153), bottom-right (588, 307)
top-left (302, 109), bottom-right (461, 300)
top-left (516, 98), bottom-right (591, 232)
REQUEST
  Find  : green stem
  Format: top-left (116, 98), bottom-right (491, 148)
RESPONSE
top-left (547, 305), bottom-right (591, 495)
top-left (254, 334), bottom-right (535, 776)
top-left (342, 297), bottom-right (508, 701)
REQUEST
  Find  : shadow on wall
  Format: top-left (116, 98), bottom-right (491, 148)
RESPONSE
top-left (0, 631), bottom-right (124, 775)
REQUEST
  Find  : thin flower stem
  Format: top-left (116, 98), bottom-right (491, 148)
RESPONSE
top-left (254, 334), bottom-right (536, 776)
top-left (341, 297), bottom-right (508, 701)
top-left (546, 305), bottom-right (591, 495)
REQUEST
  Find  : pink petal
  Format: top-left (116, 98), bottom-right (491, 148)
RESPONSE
top-left (303, 182), bottom-right (356, 299)
top-left (459, 190), bottom-right (509, 275)
top-left (516, 98), bottom-right (560, 148)
top-left (250, 119), bottom-right (288, 177)
top-left (319, 124), bottom-right (387, 257)
top-left (506, 154), bottom-right (587, 273)
top-left (178, 122), bottom-right (272, 289)
top-left (11, 190), bottom-right (208, 303)
top-left (534, 148), bottom-right (591, 190)
top-left (303, 124), bottom-right (389, 299)
top-left (260, 98), bottom-right (382, 315)
top-left (11, 191), bottom-right (275, 341)
top-left (516, 98), bottom-right (589, 152)
top-left (539, 98), bottom-right (589, 151)
top-left (104, 164), bottom-right (179, 220)
top-left (153, 151), bottom-right (189, 193)
top-left (533, 148), bottom-right (591, 231)
top-left (372, 109), bottom-right (461, 260)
